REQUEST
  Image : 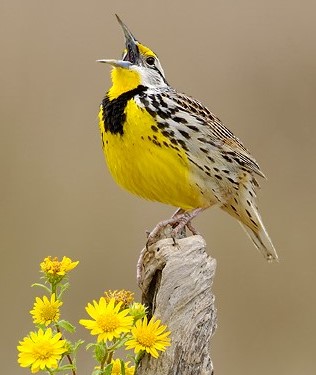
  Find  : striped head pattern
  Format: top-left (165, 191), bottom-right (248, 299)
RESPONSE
top-left (98, 15), bottom-right (168, 97)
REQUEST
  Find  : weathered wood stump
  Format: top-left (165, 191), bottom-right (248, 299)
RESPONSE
top-left (137, 233), bottom-right (217, 375)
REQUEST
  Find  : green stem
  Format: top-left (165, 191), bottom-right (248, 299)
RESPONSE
top-left (51, 282), bottom-right (57, 296)
top-left (107, 333), bottom-right (129, 351)
top-left (64, 354), bottom-right (76, 375)
top-left (100, 341), bottom-right (114, 370)
top-left (55, 325), bottom-right (76, 375)
top-left (107, 350), bottom-right (113, 364)
top-left (134, 351), bottom-right (145, 371)
top-left (100, 344), bottom-right (114, 370)
top-left (100, 353), bottom-right (107, 370)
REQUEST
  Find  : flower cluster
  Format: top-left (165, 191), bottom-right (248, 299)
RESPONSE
top-left (17, 257), bottom-right (171, 375)
top-left (40, 256), bottom-right (79, 284)
top-left (104, 289), bottom-right (134, 308)
top-left (17, 256), bottom-right (80, 374)
top-left (80, 293), bottom-right (170, 374)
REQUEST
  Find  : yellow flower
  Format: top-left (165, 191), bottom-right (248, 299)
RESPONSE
top-left (30, 294), bottom-right (63, 326)
top-left (125, 316), bottom-right (171, 358)
top-left (79, 297), bottom-right (133, 342)
top-left (40, 256), bottom-right (79, 277)
top-left (17, 328), bottom-right (67, 373)
top-left (110, 358), bottom-right (135, 375)
top-left (104, 289), bottom-right (134, 308)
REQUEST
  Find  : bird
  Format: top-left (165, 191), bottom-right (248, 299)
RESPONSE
top-left (97, 15), bottom-right (278, 261)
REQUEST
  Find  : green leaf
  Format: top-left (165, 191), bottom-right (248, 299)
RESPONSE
top-left (92, 369), bottom-right (102, 375)
top-left (31, 283), bottom-right (51, 293)
top-left (94, 343), bottom-right (107, 362)
top-left (86, 342), bottom-right (97, 350)
top-left (35, 323), bottom-right (47, 331)
top-left (73, 339), bottom-right (85, 352)
top-left (135, 350), bottom-right (145, 366)
top-left (103, 363), bottom-right (113, 375)
top-left (58, 282), bottom-right (70, 299)
top-left (120, 359), bottom-right (126, 375)
top-left (57, 320), bottom-right (76, 333)
top-left (112, 336), bottom-right (129, 350)
top-left (57, 364), bottom-right (76, 371)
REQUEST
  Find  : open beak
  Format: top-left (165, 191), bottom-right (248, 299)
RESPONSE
top-left (96, 59), bottom-right (132, 68)
top-left (97, 15), bottom-right (140, 68)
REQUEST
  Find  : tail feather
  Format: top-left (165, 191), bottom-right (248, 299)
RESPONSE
top-left (239, 215), bottom-right (278, 261)
top-left (221, 173), bottom-right (278, 261)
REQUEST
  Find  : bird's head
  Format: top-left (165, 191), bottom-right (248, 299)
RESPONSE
top-left (98, 15), bottom-right (168, 97)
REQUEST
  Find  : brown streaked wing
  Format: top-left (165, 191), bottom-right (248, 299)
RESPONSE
top-left (161, 90), bottom-right (266, 179)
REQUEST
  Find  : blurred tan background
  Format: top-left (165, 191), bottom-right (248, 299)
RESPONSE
top-left (1, 0), bottom-right (315, 373)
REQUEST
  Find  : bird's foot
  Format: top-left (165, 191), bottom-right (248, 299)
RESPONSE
top-left (146, 215), bottom-right (184, 247)
top-left (146, 208), bottom-right (204, 247)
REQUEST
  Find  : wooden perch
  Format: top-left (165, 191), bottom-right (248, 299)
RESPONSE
top-left (137, 231), bottom-right (217, 375)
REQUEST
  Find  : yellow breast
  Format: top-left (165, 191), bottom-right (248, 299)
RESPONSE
top-left (98, 99), bottom-right (205, 210)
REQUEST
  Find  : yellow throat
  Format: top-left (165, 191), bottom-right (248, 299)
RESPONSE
top-left (107, 67), bottom-right (141, 100)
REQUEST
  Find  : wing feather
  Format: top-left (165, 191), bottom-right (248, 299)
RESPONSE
top-left (161, 90), bottom-right (265, 178)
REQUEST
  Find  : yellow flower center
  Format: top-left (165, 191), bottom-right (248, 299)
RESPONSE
top-left (33, 342), bottom-right (54, 360)
top-left (136, 329), bottom-right (156, 347)
top-left (97, 314), bottom-right (120, 332)
top-left (40, 305), bottom-right (58, 321)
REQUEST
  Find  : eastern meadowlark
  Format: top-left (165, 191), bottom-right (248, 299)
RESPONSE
top-left (97, 15), bottom-right (278, 261)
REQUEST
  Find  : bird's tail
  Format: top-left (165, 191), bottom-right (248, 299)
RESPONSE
top-left (238, 209), bottom-right (278, 262)
top-left (222, 174), bottom-right (278, 261)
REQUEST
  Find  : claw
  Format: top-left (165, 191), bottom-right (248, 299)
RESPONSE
top-left (186, 221), bottom-right (200, 235)
top-left (146, 207), bottom-right (205, 246)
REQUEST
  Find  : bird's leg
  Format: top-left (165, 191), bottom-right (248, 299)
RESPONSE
top-left (172, 208), bottom-right (186, 240)
top-left (146, 208), bottom-right (185, 245)
top-left (172, 208), bottom-right (203, 235)
top-left (145, 208), bottom-right (184, 237)
top-left (171, 207), bottom-right (185, 217)
top-left (146, 207), bottom-right (204, 246)
top-left (171, 207), bottom-right (205, 237)
top-left (186, 220), bottom-right (200, 235)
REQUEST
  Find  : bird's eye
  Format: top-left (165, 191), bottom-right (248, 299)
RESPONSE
top-left (146, 56), bottom-right (155, 66)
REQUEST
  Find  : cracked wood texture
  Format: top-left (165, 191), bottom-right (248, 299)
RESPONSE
top-left (137, 234), bottom-right (217, 375)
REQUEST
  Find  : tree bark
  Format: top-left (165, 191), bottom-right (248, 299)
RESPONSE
top-left (137, 233), bottom-right (217, 375)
